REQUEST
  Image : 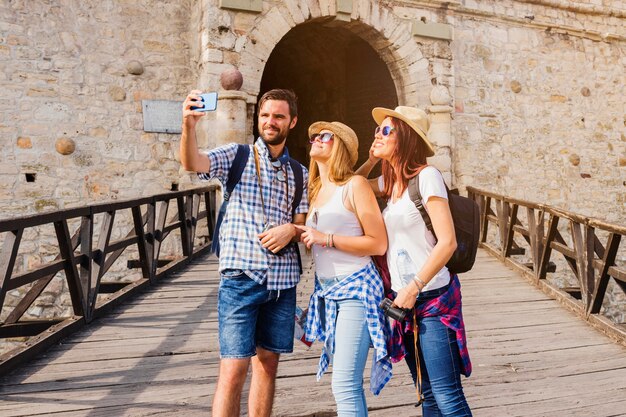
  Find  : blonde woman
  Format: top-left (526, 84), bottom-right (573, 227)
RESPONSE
top-left (297, 121), bottom-right (390, 416)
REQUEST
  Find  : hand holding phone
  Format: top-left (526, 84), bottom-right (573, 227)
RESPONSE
top-left (190, 92), bottom-right (218, 112)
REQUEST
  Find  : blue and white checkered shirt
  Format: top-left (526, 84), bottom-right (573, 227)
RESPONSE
top-left (304, 262), bottom-right (393, 395)
top-left (198, 140), bottom-right (309, 290)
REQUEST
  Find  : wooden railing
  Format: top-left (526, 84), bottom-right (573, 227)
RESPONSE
top-left (0, 186), bottom-right (219, 375)
top-left (467, 186), bottom-right (626, 342)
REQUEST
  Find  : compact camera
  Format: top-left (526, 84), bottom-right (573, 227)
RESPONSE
top-left (380, 298), bottom-right (411, 322)
top-left (190, 92), bottom-right (218, 112)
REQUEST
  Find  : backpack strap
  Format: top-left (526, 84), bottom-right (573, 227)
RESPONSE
top-left (210, 144), bottom-right (251, 255)
top-left (224, 144), bottom-right (251, 201)
top-left (288, 157), bottom-right (304, 274)
top-left (407, 167), bottom-right (436, 240)
top-left (289, 158), bottom-right (303, 216)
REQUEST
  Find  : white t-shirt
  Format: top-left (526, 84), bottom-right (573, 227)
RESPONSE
top-left (379, 166), bottom-right (450, 292)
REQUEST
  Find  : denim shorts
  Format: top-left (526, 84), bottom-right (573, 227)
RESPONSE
top-left (218, 270), bottom-right (297, 358)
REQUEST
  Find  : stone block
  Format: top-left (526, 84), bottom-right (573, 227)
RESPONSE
top-left (40, 101), bottom-right (72, 121)
top-left (550, 95), bottom-right (568, 103)
top-left (412, 21), bottom-right (453, 41)
top-left (109, 86), bottom-right (126, 101)
top-left (26, 87), bottom-right (57, 97)
top-left (427, 154), bottom-right (452, 172)
top-left (0, 45), bottom-right (10, 60)
top-left (34, 199), bottom-right (59, 212)
top-left (219, 0), bottom-right (262, 13)
top-left (143, 40), bottom-right (171, 52)
top-left (283, 0), bottom-right (306, 25)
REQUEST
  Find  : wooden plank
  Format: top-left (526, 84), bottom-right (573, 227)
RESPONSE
top-left (1, 248), bottom-right (626, 417)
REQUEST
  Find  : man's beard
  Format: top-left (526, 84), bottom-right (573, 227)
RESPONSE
top-left (260, 127), bottom-right (290, 145)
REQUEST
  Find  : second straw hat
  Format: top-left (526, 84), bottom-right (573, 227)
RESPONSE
top-left (308, 121), bottom-right (359, 166)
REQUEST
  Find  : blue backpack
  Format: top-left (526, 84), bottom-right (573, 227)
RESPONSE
top-left (211, 144), bottom-right (304, 272)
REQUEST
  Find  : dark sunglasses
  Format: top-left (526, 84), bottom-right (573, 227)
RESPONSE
top-left (375, 125), bottom-right (395, 137)
top-left (309, 132), bottom-right (334, 144)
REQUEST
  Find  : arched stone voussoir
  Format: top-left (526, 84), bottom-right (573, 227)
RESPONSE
top-left (239, 0), bottom-right (429, 103)
top-left (251, 7), bottom-right (295, 49)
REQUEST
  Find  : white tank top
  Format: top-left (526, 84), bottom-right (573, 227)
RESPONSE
top-left (305, 181), bottom-right (371, 279)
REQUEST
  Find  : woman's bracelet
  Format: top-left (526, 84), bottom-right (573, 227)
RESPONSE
top-left (414, 275), bottom-right (426, 290)
top-left (411, 279), bottom-right (422, 296)
top-left (330, 234), bottom-right (335, 248)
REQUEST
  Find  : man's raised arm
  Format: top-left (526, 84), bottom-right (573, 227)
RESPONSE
top-left (180, 90), bottom-right (211, 173)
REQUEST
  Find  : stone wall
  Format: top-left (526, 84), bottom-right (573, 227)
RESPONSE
top-left (0, 0), bottom-right (196, 329)
top-left (1, 0), bottom-right (195, 216)
top-left (451, 0), bottom-right (625, 223)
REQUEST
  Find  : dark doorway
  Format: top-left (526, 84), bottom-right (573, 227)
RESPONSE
top-left (256, 22), bottom-right (398, 169)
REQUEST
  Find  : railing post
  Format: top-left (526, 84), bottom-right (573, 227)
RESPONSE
top-left (205, 189), bottom-right (217, 243)
top-left (0, 229), bottom-right (23, 312)
top-left (582, 225), bottom-right (596, 310)
top-left (481, 196), bottom-right (491, 243)
top-left (495, 199), bottom-right (509, 253)
top-left (587, 232), bottom-right (621, 316)
top-left (177, 195), bottom-right (192, 257)
top-left (537, 214), bottom-right (559, 281)
top-left (54, 220), bottom-right (86, 318)
top-left (80, 213), bottom-right (94, 322)
top-left (504, 204), bottom-right (518, 257)
top-left (189, 193), bottom-right (201, 252)
top-left (144, 201), bottom-right (157, 278)
top-left (132, 205), bottom-right (153, 283)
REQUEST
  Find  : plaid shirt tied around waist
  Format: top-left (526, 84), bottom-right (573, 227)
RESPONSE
top-left (304, 262), bottom-right (392, 395)
top-left (198, 140), bottom-right (309, 290)
top-left (389, 274), bottom-right (472, 377)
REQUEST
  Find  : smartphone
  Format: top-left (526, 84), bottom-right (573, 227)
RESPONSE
top-left (190, 92), bottom-right (218, 112)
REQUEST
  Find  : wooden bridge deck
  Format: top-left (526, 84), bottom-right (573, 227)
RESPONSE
top-left (1, 249), bottom-right (625, 417)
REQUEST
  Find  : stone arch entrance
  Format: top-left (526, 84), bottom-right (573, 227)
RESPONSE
top-left (255, 22), bottom-right (398, 167)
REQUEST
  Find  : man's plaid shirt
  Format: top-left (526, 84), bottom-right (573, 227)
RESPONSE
top-left (199, 139), bottom-right (309, 290)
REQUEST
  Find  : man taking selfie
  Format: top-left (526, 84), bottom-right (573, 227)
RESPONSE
top-left (179, 88), bottom-right (308, 417)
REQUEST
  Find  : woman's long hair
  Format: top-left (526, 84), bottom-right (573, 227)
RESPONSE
top-left (308, 135), bottom-right (354, 204)
top-left (380, 117), bottom-right (429, 200)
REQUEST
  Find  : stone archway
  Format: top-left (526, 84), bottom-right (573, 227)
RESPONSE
top-left (254, 21), bottom-right (398, 166)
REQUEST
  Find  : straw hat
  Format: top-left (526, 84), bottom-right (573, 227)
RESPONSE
top-left (308, 121), bottom-right (359, 166)
top-left (371, 106), bottom-right (434, 157)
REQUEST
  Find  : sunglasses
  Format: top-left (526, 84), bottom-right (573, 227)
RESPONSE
top-left (375, 125), bottom-right (395, 137)
top-left (309, 132), bottom-right (334, 144)
top-left (270, 158), bottom-right (287, 182)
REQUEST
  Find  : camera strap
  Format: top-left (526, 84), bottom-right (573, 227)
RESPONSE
top-left (413, 311), bottom-right (425, 406)
top-left (253, 146), bottom-right (270, 227)
top-left (253, 145), bottom-right (290, 229)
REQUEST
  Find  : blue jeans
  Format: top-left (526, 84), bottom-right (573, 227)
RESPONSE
top-left (404, 287), bottom-right (472, 417)
top-left (218, 270), bottom-right (296, 358)
top-left (330, 298), bottom-right (371, 417)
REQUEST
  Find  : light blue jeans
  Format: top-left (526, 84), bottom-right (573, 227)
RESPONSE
top-left (330, 298), bottom-right (371, 417)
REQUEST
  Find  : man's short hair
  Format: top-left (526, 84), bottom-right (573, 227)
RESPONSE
top-left (258, 89), bottom-right (298, 119)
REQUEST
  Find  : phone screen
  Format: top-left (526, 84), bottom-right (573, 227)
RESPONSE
top-left (192, 92), bottom-right (218, 112)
